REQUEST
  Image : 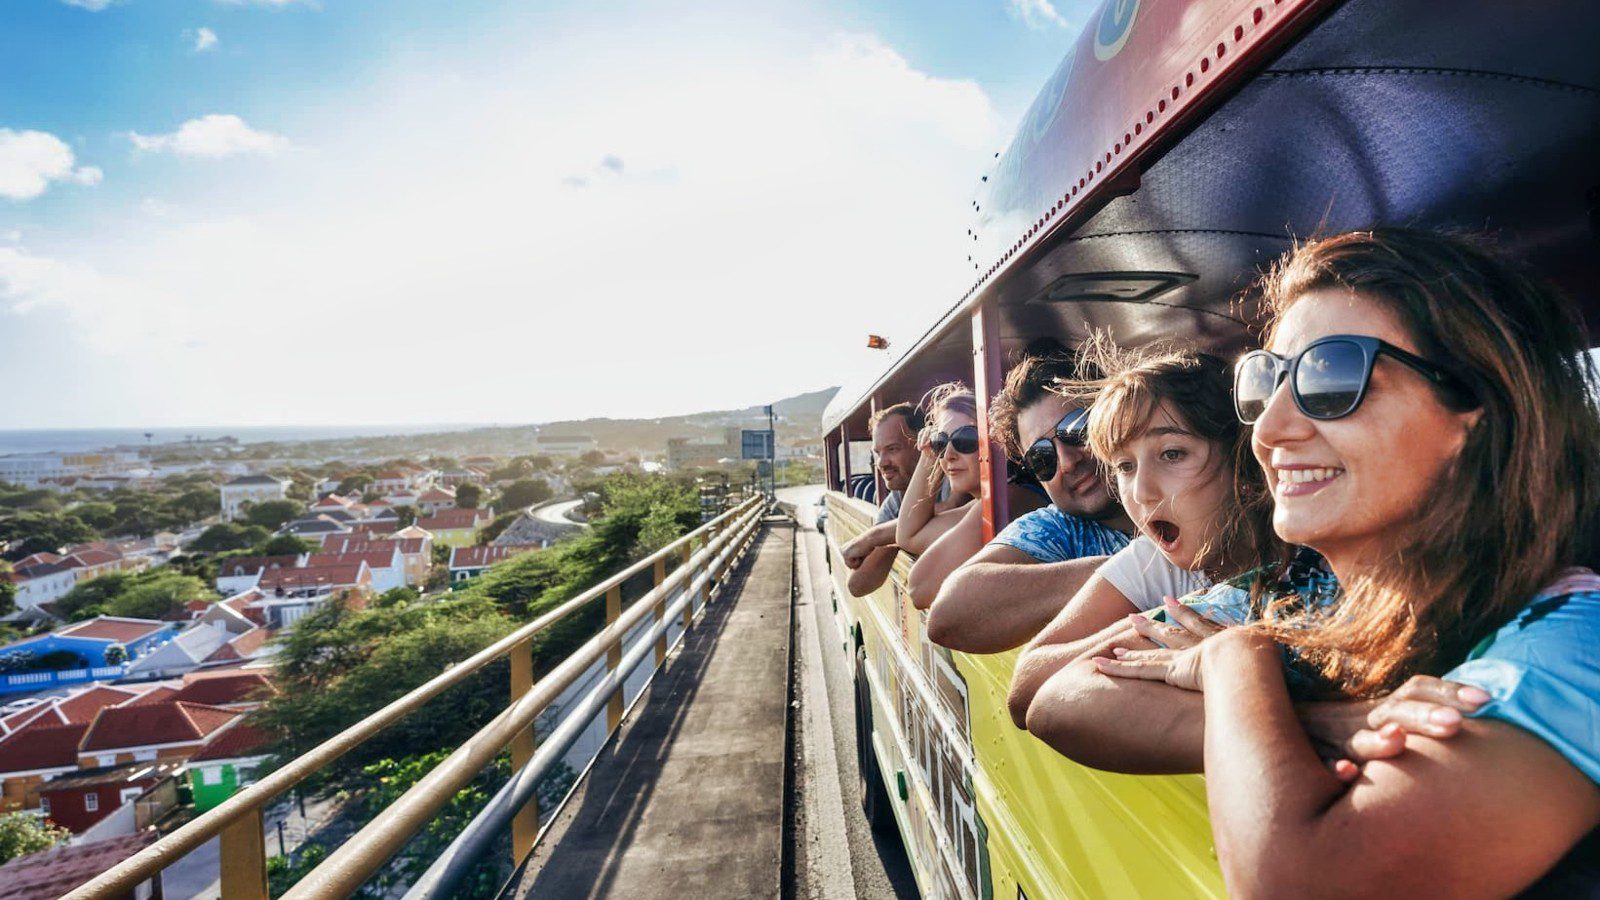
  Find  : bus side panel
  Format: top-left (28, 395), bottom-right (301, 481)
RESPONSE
top-left (825, 493), bottom-right (1225, 899)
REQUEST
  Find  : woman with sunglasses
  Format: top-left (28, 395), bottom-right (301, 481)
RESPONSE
top-left (1094, 229), bottom-right (1600, 895)
top-left (1008, 338), bottom-right (1288, 743)
top-left (894, 383), bottom-right (982, 560)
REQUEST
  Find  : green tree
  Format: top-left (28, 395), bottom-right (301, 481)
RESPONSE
top-left (476, 512), bottom-right (519, 546)
top-left (254, 535), bottom-right (319, 557)
top-left (497, 478), bottom-right (552, 511)
top-left (56, 573), bottom-right (133, 621)
top-left (454, 483), bottom-right (483, 509)
top-left (0, 562), bottom-right (14, 619)
top-left (0, 811), bottom-right (69, 864)
top-left (245, 499), bottom-right (306, 531)
top-left (392, 506), bottom-right (417, 528)
top-left (167, 487), bottom-right (221, 525)
top-left (337, 474), bottom-right (372, 495)
top-left (579, 449), bottom-right (606, 466)
top-left (70, 501), bottom-right (118, 531)
top-left (0, 512), bottom-right (97, 559)
top-left (193, 523), bottom-right (272, 553)
top-left (105, 573), bottom-right (210, 620)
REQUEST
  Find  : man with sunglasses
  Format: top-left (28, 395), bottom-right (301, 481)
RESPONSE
top-left (839, 403), bottom-right (952, 597)
top-left (925, 352), bottom-right (1136, 654)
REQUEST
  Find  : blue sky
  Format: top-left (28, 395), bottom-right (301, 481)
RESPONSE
top-left (0, 0), bottom-right (1097, 429)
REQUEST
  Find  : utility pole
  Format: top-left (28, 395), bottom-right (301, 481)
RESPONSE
top-left (765, 404), bottom-right (776, 500)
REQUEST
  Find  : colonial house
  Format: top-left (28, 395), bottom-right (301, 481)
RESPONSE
top-left (369, 470), bottom-right (415, 495)
top-left (188, 724), bottom-right (272, 812)
top-left (447, 544), bottom-right (542, 582)
top-left (416, 507), bottom-right (494, 548)
top-left (0, 831), bottom-right (161, 897)
top-left (254, 562), bottom-right (372, 628)
top-left (439, 467), bottom-right (490, 488)
top-left (77, 700), bottom-right (242, 768)
top-left (0, 618), bottom-right (176, 694)
top-left (0, 683), bottom-right (152, 811)
top-left (278, 515), bottom-right (352, 542)
top-left (304, 548), bottom-right (405, 593)
top-left (415, 486), bottom-right (458, 516)
top-left (38, 760), bottom-right (184, 834)
top-left (214, 555), bottom-right (299, 595)
top-left (320, 536), bottom-right (430, 586)
top-left (220, 474), bottom-right (289, 522)
top-left (122, 621), bottom-right (239, 680)
top-left (4, 553), bottom-right (78, 614)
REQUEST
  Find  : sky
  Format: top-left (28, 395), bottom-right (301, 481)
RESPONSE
top-left (0, 0), bottom-right (1098, 429)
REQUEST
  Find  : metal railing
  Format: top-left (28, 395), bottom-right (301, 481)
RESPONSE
top-left (68, 496), bottom-right (767, 900)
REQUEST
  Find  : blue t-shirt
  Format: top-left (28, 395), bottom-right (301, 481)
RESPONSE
top-left (1188, 560), bottom-right (1600, 787)
top-left (989, 506), bottom-right (1130, 563)
top-left (1445, 569), bottom-right (1600, 787)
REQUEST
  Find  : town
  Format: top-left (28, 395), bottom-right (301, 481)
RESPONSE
top-left (0, 392), bottom-right (828, 894)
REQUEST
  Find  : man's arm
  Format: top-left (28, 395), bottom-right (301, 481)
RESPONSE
top-left (1006, 574), bottom-right (1141, 726)
top-left (907, 503), bottom-right (985, 610)
top-left (926, 545), bottom-right (1107, 653)
top-left (1200, 629), bottom-right (1600, 898)
top-left (841, 519), bottom-right (897, 569)
top-left (847, 545), bottom-right (899, 597)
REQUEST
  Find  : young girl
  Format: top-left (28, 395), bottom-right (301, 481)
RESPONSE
top-left (1091, 229), bottom-right (1600, 894)
top-left (1006, 339), bottom-right (1284, 736)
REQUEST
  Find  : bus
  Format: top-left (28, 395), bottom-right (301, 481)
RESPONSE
top-left (818, 0), bottom-right (1600, 896)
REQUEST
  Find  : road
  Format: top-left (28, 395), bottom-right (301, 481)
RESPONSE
top-left (780, 486), bottom-right (918, 900)
top-left (533, 499), bottom-right (585, 526)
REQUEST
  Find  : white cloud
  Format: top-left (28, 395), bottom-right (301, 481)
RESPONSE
top-left (213, 0), bottom-right (316, 7)
top-left (128, 114), bottom-right (290, 159)
top-left (0, 130), bottom-right (103, 201)
top-left (12, 19), bottom-right (1004, 427)
top-left (1008, 0), bottom-right (1072, 29)
top-left (60, 0), bottom-right (116, 9)
top-left (194, 27), bottom-right (220, 52)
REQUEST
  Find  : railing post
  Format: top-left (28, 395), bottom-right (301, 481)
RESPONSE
top-left (508, 637), bottom-right (538, 862)
top-left (681, 543), bottom-right (694, 630)
top-left (653, 557), bottom-right (668, 666)
top-left (220, 805), bottom-right (268, 900)
top-left (605, 585), bottom-right (624, 731)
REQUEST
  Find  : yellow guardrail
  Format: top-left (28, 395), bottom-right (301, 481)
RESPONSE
top-left (67, 496), bottom-right (768, 900)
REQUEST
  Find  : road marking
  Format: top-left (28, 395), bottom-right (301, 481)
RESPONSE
top-left (794, 534), bottom-right (857, 899)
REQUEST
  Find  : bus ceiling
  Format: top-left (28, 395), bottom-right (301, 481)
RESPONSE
top-left (823, 0), bottom-right (1600, 434)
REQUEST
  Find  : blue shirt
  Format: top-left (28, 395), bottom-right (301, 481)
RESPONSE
top-left (990, 506), bottom-right (1130, 563)
top-left (1445, 570), bottom-right (1600, 787)
top-left (1188, 559), bottom-right (1600, 787)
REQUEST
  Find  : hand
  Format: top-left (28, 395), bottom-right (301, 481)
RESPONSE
top-left (1092, 642), bottom-right (1206, 692)
top-left (841, 532), bottom-right (877, 569)
top-left (1298, 675), bottom-right (1491, 782)
top-left (1125, 597), bottom-right (1225, 649)
top-left (916, 425), bottom-right (936, 455)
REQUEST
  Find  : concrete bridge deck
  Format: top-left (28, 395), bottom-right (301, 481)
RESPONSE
top-left (513, 518), bottom-right (795, 898)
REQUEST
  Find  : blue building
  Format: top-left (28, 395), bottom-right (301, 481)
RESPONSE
top-left (0, 617), bottom-right (177, 694)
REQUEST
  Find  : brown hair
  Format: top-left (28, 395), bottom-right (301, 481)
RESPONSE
top-left (1254, 228), bottom-right (1600, 696)
top-left (989, 352), bottom-right (1082, 460)
top-left (1053, 332), bottom-right (1284, 580)
top-left (868, 402), bottom-right (923, 437)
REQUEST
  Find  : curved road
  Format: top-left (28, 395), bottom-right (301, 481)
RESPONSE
top-left (532, 499), bottom-right (586, 526)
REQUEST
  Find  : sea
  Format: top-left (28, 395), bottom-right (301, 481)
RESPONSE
top-left (0, 424), bottom-right (497, 457)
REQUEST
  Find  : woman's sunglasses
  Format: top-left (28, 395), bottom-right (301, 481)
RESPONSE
top-left (1234, 334), bottom-right (1474, 424)
top-left (929, 424), bottom-right (981, 458)
top-left (1021, 408), bottom-right (1090, 482)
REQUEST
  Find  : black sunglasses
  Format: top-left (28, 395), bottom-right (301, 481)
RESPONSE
top-left (1234, 335), bottom-right (1474, 424)
top-left (929, 424), bottom-right (980, 458)
top-left (1021, 408), bottom-right (1090, 482)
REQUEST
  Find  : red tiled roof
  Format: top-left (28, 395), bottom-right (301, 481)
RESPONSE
top-left (55, 686), bottom-right (142, 725)
top-left (449, 544), bottom-right (540, 570)
top-left (258, 563), bottom-right (368, 592)
top-left (0, 704), bottom-right (63, 734)
top-left (119, 685), bottom-right (180, 707)
top-left (312, 494), bottom-right (353, 508)
top-left (417, 487), bottom-right (456, 502)
top-left (190, 723), bottom-right (272, 763)
top-left (0, 723), bottom-right (87, 774)
top-left (80, 701), bottom-right (239, 753)
top-left (217, 556), bottom-right (298, 579)
top-left (304, 550), bottom-right (396, 571)
top-left (57, 617), bottom-right (167, 643)
top-left (15, 553), bottom-right (62, 567)
top-left (325, 536), bottom-right (422, 556)
top-left (418, 508), bottom-right (491, 531)
top-left (170, 672), bottom-right (275, 707)
top-left (372, 470), bottom-right (407, 480)
top-left (203, 627), bottom-right (272, 663)
top-left (0, 830), bottom-right (158, 897)
top-left (62, 548), bottom-right (120, 568)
